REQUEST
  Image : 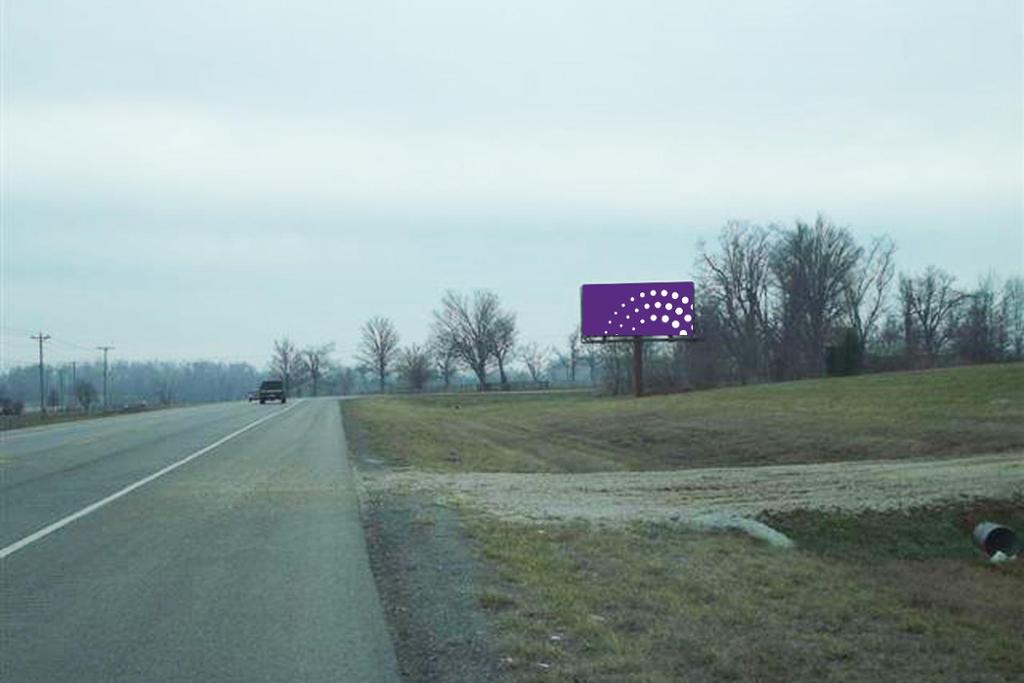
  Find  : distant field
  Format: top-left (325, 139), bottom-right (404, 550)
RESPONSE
top-left (343, 363), bottom-right (1024, 472)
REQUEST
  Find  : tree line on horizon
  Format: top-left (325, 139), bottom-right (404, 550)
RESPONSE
top-left (686, 215), bottom-right (1022, 387)
top-left (0, 360), bottom-right (262, 414)
top-left (266, 290), bottom-right (527, 396)
top-left (591, 215), bottom-right (1022, 394)
top-left (307, 213), bottom-right (1022, 396)
top-left (3, 213), bottom-right (1021, 409)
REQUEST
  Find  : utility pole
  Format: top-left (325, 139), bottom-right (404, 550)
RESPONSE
top-left (97, 346), bottom-right (115, 409)
top-left (31, 333), bottom-right (51, 415)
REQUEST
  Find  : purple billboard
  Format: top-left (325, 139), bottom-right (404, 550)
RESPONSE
top-left (581, 281), bottom-right (695, 339)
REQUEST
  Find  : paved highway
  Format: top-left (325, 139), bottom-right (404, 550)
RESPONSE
top-left (0, 399), bottom-right (399, 682)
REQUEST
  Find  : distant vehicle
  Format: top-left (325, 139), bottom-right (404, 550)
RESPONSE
top-left (258, 380), bottom-right (286, 404)
top-left (247, 391), bottom-right (258, 402)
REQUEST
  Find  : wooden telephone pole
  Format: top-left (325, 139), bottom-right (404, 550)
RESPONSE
top-left (97, 346), bottom-right (115, 409)
top-left (30, 333), bottom-right (51, 415)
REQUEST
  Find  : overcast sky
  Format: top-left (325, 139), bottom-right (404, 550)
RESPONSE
top-left (2, 0), bottom-right (1021, 369)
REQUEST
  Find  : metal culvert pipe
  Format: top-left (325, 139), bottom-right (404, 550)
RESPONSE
top-left (972, 522), bottom-right (1019, 558)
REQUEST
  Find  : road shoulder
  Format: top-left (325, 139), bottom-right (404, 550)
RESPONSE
top-left (360, 486), bottom-right (503, 681)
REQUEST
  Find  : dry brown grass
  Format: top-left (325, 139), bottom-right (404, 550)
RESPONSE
top-left (470, 509), bottom-right (1024, 682)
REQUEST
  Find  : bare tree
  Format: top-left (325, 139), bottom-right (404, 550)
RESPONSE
top-left (518, 342), bottom-right (550, 383)
top-left (290, 360), bottom-right (311, 396)
top-left (156, 379), bottom-right (175, 406)
top-left (549, 351), bottom-right (570, 381)
top-left (491, 312), bottom-right (517, 390)
top-left (358, 317), bottom-right (400, 392)
top-left (565, 326), bottom-right (580, 382)
top-left (432, 290), bottom-right (501, 390)
top-left (397, 344), bottom-right (433, 391)
top-left (597, 343), bottom-right (632, 395)
top-left (580, 344), bottom-right (599, 383)
top-left (336, 366), bottom-right (357, 396)
top-left (354, 364), bottom-right (373, 393)
top-left (429, 335), bottom-right (460, 391)
top-left (74, 380), bottom-right (98, 411)
top-left (302, 343), bottom-right (335, 396)
top-left (843, 235), bottom-right (896, 344)
top-left (955, 274), bottom-right (1004, 363)
top-left (772, 215), bottom-right (862, 377)
top-left (899, 266), bottom-right (965, 362)
top-left (1003, 277), bottom-right (1024, 360)
top-left (699, 221), bottom-right (775, 383)
top-left (683, 297), bottom-right (731, 388)
top-left (873, 312), bottom-right (904, 356)
top-left (270, 338), bottom-right (299, 393)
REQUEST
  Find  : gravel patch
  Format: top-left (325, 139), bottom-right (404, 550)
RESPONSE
top-left (360, 490), bottom-right (503, 682)
top-left (360, 453), bottom-right (1023, 545)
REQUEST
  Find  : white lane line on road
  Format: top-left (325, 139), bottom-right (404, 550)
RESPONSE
top-left (0, 401), bottom-right (301, 560)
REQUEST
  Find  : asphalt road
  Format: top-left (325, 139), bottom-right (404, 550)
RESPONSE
top-left (0, 399), bottom-right (399, 682)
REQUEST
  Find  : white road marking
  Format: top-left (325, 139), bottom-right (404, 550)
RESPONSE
top-left (0, 401), bottom-right (300, 560)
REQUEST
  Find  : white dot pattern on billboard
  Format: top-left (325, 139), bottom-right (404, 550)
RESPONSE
top-left (615, 288), bottom-right (693, 334)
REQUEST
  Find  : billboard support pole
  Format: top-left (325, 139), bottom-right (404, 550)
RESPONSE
top-left (632, 337), bottom-right (644, 397)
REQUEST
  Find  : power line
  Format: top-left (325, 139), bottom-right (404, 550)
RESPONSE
top-left (1, 326), bottom-right (105, 353)
top-left (49, 335), bottom-right (97, 353)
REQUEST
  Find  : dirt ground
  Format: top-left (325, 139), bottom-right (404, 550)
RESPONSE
top-left (359, 452), bottom-right (1023, 544)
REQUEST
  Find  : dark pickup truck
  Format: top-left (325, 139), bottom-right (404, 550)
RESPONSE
top-left (258, 380), bottom-right (286, 404)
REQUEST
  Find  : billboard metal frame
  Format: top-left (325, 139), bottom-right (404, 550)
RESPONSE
top-left (581, 334), bottom-right (695, 344)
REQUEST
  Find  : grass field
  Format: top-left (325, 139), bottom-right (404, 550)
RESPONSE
top-left (471, 501), bottom-right (1024, 682)
top-left (343, 363), bottom-right (1024, 472)
top-left (344, 364), bottom-right (1024, 681)
top-left (0, 405), bottom-right (163, 432)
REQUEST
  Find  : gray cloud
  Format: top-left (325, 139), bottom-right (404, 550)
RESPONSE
top-left (2, 0), bottom-right (1021, 365)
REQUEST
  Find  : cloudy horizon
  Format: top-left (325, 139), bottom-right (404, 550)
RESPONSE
top-left (3, 0), bottom-right (1021, 370)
